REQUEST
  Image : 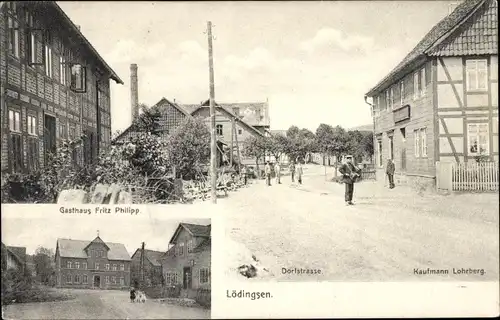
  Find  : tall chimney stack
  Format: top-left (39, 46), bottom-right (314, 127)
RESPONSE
top-left (130, 64), bottom-right (139, 123)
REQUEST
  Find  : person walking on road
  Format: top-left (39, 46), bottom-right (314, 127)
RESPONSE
top-left (289, 161), bottom-right (296, 182)
top-left (274, 161), bottom-right (282, 184)
top-left (386, 159), bottom-right (395, 189)
top-left (296, 162), bottom-right (303, 184)
top-left (265, 162), bottom-right (272, 186)
top-left (339, 157), bottom-right (361, 205)
top-left (241, 165), bottom-right (248, 185)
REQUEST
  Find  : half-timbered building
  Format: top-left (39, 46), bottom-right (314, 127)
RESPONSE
top-left (365, 0), bottom-right (498, 186)
top-left (1, 1), bottom-right (123, 174)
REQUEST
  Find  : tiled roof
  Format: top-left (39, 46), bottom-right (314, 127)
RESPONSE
top-left (428, 0), bottom-right (498, 56)
top-left (182, 223), bottom-right (211, 237)
top-left (131, 249), bottom-right (164, 266)
top-left (366, 0), bottom-right (486, 96)
top-left (57, 238), bottom-right (131, 261)
top-left (193, 238), bottom-right (211, 253)
top-left (6, 246), bottom-right (27, 265)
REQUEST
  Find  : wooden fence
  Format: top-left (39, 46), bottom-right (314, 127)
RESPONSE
top-left (437, 161), bottom-right (499, 192)
top-left (452, 162), bottom-right (499, 191)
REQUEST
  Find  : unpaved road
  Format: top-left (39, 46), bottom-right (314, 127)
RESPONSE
top-left (222, 164), bottom-right (499, 282)
top-left (2, 289), bottom-right (210, 319)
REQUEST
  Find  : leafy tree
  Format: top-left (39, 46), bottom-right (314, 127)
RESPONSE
top-left (330, 125), bottom-right (349, 165)
top-left (315, 123), bottom-right (335, 161)
top-left (166, 116), bottom-right (211, 179)
top-left (267, 134), bottom-right (288, 162)
top-left (360, 132), bottom-right (374, 162)
top-left (33, 247), bottom-right (54, 285)
top-left (286, 126), bottom-right (300, 139)
top-left (242, 135), bottom-right (268, 176)
top-left (132, 104), bottom-right (163, 136)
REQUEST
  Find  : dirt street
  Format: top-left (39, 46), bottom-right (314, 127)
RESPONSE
top-left (222, 164), bottom-right (499, 282)
top-left (2, 289), bottom-right (210, 319)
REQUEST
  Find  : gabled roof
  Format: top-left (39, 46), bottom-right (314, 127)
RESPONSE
top-left (3, 245), bottom-right (27, 265)
top-left (190, 100), bottom-right (265, 137)
top-left (168, 223), bottom-right (211, 245)
top-left (112, 97), bottom-right (192, 144)
top-left (192, 238), bottom-right (211, 253)
top-left (84, 236), bottom-right (110, 251)
top-left (131, 249), bottom-right (164, 267)
top-left (57, 238), bottom-right (131, 261)
top-left (365, 0), bottom-right (486, 96)
top-left (41, 1), bottom-right (123, 84)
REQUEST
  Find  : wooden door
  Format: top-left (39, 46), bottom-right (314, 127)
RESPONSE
top-left (183, 267), bottom-right (192, 290)
top-left (44, 114), bottom-right (57, 164)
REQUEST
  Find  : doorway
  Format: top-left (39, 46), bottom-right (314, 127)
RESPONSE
top-left (93, 275), bottom-right (101, 289)
top-left (183, 267), bottom-right (192, 290)
top-left (400, 128), bottom-right (407, 171)
top-left (44, 114), bottom-right (57, 164)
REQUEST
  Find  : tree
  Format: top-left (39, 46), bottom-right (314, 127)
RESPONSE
top-left (33, 247), bottom-right (54, 285)
top-left (360, 132), bottom-right (374, 162)
top-left (267, 134), bottom-right (288, 162)
top-left (315, 123), bottom-right (335, 161)
top-left (166, 116), bottom-right (211, 179)
top-left (133, 103), bottom-right (163, 136)
top-left (242, 135), bottom-right (268, 177)
top-left (330, 125), bottom-right (349, 165)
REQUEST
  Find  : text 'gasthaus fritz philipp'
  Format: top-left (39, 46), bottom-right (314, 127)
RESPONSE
top-left (59, 207), bottom-right (140, 215)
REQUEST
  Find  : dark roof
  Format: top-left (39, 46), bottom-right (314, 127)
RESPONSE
top-left (193, 238), bottom-right (211, 253)
top-left (131, 249), bottom-right (164, 267)
top-left (45, 1), bottom-right (123, 84)
top-left (366, 0), bottom-right (486, 96)
top-left (57, 238), bottom-right (131, 261)
top-left (6, 246), bottom-right (27, 265)
top-left (169, 223), bottom-right (211, 244)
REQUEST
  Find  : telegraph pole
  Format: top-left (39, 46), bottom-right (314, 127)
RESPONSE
top-left (207, 21), bottom-right (217, 204)
top-left (140, 242), bottom-right (145, 288)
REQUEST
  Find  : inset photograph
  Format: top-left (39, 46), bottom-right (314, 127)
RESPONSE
top-left (1, 215), bottom-right (211, 319)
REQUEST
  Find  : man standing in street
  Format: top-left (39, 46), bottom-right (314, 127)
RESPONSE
top-left (296, 162), bottom-right (303, 184)
top-left (289, 161), bottom-right (296, 182)
top-left (386, 158), bottom-right (395, 189)
top-left (241, 165), bottom-right (248, 185)
top-left (274, 161), bottom-right (282, 184)
top-left (339, 157), bottom-right (361, 205)
top-left (265, 162), bottom-right (272, 186)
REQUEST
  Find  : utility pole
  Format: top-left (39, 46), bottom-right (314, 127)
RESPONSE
top-left (207, 21), bottom-right (217, 204)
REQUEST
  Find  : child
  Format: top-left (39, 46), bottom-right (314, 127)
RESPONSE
top-left (130, 287), bottom-right (136, 303)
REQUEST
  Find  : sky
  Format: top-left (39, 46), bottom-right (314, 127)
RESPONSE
top-left (57, 1), bottom-right (457, 133)
top-left (1, 214), bottom-right (210, 255)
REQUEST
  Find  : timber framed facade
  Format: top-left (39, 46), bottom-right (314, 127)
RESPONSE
top-left (366, 0), bottom-right (498, 185)
top-left (1, 1), bottom-right (123, 174)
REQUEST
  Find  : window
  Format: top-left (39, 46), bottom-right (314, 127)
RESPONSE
top-left (105, 264), bottom-right (110, 271)
top-left (176, 242), bottom-right (185, 256)
top-left (216, 124), bottom-right (223, 135)
top-left (67, 261), bottom-right (72, 269)
top-left (388, 135), bottom-right (394, 160)
top-left (60, 55), bottom-right (68, 85)
top-left (74, 275), bottom-right (80, 283)
top-left (187, 240), bottom-right (194, 253)
top-left (400, 81), bottom-right (405, 106)
top-left (83, 275), bottom-right (88, 283)
top-left (66, 274), bottom-right (72, 283)
top-left (200, 268), bottom-right (210, 284)
top-left (95, 263), bottom-right (99, 270)
top-left (70, 64), bottom-right (87, 92)
top-left (25, 10), bottom-right (42, 66)
top-left (59, 122), bottom-right (66, 140)
top-left (75, 262), bottom-right (80, 269)
top-left (45, 43), bottom-right (53, 78)
top-left (9, 110), bottom-right (21, 132)
top-left (385, 90), bottom-right (390, 110)
top-left (377, 139), bottom-right (383, 166)
top-left (238, 128), bottom-right (242, 135)
top-left (82, 262), bottom-right (87, 270)
top-left (105, 276), bottom-right (110, 284)
top-left (165, 272), bottom-right (178, 285)
top-left (390, 87), bottom-right (395, 109)
top-left (7, 3), bottom-right (19, 58)
top-left (120, 264), bottom-right (124, 271)
top-left (466, 60), bottom-right (487, 91)
top-left (468, 123), bottom-right (489, 155)
top-left (113, 264), bottom-right (117, 271)
top-left (414, 128), bottom-right (427, 158)
top-left (413, 72), bottom-right (420, 100)
top-left (111, 276), bottom-right (116, 284)
top-left (420, 67), bottom-right (426, 96)
top-left (27, 115), bottom-right (37, 135)
top-left (120, 277), bottom-right (124, 286)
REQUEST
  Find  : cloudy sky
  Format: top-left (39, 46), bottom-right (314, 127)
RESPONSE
top-left (2, 212), bottom-right (210, 255)
top-left (57, 1), bottom-right (456, 133)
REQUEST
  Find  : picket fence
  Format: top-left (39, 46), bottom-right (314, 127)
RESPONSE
top-left (452, 161), bottom-right (499, 191)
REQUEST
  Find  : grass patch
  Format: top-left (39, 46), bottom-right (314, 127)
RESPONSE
top-left (3, 285), bottom-right (75, 305)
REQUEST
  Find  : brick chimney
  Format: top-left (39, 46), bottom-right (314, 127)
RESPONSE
top-left (130, 64), bottom-right (139, 123)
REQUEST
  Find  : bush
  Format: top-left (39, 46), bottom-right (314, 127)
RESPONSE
top-left (2, 268), bottom-right (33, 305)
